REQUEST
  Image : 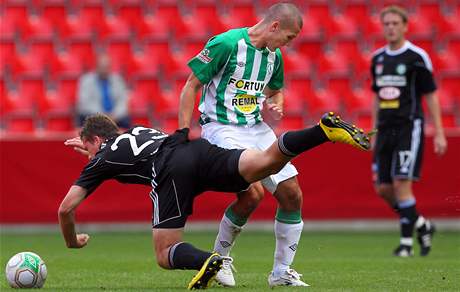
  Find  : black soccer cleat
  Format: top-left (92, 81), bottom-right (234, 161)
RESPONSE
top-left (393, 245), bottom-right (414, 257)
top-left (417, 220), bottom-right (436, 256)
top-left (188, 253), bottom-right (223, 290)
top-left (319, 112), bottom-right (372, 151)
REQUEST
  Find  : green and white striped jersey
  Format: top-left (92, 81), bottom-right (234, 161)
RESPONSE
top-left (188, 28), bottom-right (284, 126)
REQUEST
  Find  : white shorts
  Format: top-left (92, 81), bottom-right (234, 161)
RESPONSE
top-left (201, 121), bottom-right (298, 193)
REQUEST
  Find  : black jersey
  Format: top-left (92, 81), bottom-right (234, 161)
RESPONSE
top-left (74, 126), bottom-right (169, 196)
top-left (371, 41), bottom-right (437, 128)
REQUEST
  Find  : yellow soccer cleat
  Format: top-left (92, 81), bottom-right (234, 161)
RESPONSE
top-left (188, 253), bottom-right (223, 290)
top-left (319, 112), bottom-right (371, 151)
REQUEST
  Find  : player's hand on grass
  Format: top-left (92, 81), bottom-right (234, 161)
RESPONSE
top-left (434, 132), bottom-right (447, 156)
top-left (266, 103), bottom-right (284, 120)
top-left (64, 137), bottom-right (89, 157)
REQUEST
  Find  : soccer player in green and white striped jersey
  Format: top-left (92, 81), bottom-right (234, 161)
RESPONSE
top-left (179, 3), bottom-right (309, 287)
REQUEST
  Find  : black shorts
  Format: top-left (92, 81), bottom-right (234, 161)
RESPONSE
top-left (372, 119), bottom-right (424, 184)
top-left (150, 129), bottom-right (249, 229)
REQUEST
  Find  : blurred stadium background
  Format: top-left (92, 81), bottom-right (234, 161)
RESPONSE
top-left (1, 0), bottom-right (459, 230)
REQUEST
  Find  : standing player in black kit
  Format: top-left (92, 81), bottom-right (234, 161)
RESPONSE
top-left (370, 6), bottom-right (447, 257)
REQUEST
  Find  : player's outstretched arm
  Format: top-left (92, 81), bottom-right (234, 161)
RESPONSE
top-left (64, 137), bottom-right (90, 157)
top-left (58, 185), bottom-right (90, 248)
top-left (178, 73), bottom-right (203, 129)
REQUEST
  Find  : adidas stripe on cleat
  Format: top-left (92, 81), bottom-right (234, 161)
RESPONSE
top-left (417, 220), bottom-right (436, 256)
top-left (188, 253), bottom-right (223, 290)
top-left (319, 112), bottom-right (372, 151)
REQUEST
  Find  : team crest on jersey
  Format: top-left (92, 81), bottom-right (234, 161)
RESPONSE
top-left (267, 62), bottom-right (274, 75)
top-left (196, 49), bottom-right (213, 63)
top-left (375, 64), bottom-right (384, 75)
top-left (396, 63), bottom-right (406, 75)
top-left (237, 61), bottom-right (245, 67)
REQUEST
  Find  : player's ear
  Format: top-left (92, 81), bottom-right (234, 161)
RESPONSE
top-left (270, 21), bottom-right (280, 32)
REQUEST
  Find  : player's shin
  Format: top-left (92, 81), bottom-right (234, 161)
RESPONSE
top-left (168, 242), bottom-right (213, 270)
top-left (273, 210), bottom-right (303, 276)
top-left (278, 125), bottom-right (329, 157)
top-left (213, 207), bottom-right (245, 256)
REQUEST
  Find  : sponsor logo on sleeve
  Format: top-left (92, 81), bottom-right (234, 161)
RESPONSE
top-left (196, 49), bottom-right (213, 63)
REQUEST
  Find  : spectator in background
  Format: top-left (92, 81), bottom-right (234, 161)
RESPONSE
top-left (76, 54), bottom-right (131, 128)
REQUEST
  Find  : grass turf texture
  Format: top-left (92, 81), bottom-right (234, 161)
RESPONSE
top-left (1, 231), bottom-right (459, 291)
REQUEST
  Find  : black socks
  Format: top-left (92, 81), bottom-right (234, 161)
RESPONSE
top-left (168, 242), bottom-right (212, 270)
top-left (278, 125), bottom-right (329, 157)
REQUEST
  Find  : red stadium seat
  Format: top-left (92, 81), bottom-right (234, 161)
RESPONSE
top-left (282, 85), bottom-right (307, 116)
top-left (297, 39), bottom-right (323, 60)
top-left (144, 41), bottom-right (172, 66)
top-left (29, 40), bottom-right (56, 65)
top-left (324, 14), bottom-right (359, 40)
top-left (61, 14), bottom-right (94, 39)
top-left (117, 4), bottom-right (143, 29)
top-left (306, 1), bottom-right (331, 27)
top-left (439, 14), bottom-right (460, 38)
top-left (344, 86), bottom-right (374, 114)
top-left (128, 89), bottom-right (153, 127)
top-left (305, 88), bottom-right (341, 116)
top-left (317, 50), bottom-right (350, 76)
top-left (137, 15), bottom-right (170, 41)
top-left (42, 2), bottom-right (67, 29)
top-left (66, 40), bottom-right (95, 72)
top-left (128, 52), bottom-right (161, 77)
top-left (432, 50), bottom-right (460, 74)
top-left (38, 90), bottom-right (75, 132)
top-left (296, 14), bottom-right (322, 41)
top-left (105, 40), bottom-right (134, 73)
top-left (221, 4), bottom-right (259, 30)
top-left (3, 3), bottom-right (28, 36)
top-left (2, 90), bottom-right (37, 133)
top-left (132, 77), bottom-right (161, 111)
top-left (282, 50), bottom-right (313, 77)
top-left (334, 39), bottom-right (361, 60)
top-left (189, 3), bottom-right (225, 35)
top-left (79, 3), bottom-right (105, 32)
top-left (22, 16), bottom-right (55, 41)
top-left (51, 52), bottom-right (84, 79)
top-left (0, 39), bottom-right (17, 72)
top-left (11, 53), bottom-right (47, 78)
top-left (275, 116), bottom-right (305, 134)
top-left (0, 15), bottom-right (18, 39)
top-left (100, 16), bottom-right (132, 40)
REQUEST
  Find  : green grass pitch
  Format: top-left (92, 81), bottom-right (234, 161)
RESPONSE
top-left (1, 231), bottom-right (459, 291)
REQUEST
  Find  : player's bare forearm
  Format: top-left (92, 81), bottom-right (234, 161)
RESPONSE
top-left (58, 186), bottom-right (90, 248)
top-left (425, 92), bottom-right (447, 155)
top-left (178, 73), bottom-right (203, 129)
top-left (264, 88), bottom-right (284, 120)
top-left (425, 92), bottom-right (444, 135)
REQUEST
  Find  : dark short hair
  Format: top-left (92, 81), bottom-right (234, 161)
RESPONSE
top-left (380, 5), bottom-right (408, 24)
top-left (80, 113), bottom-right (119, 141)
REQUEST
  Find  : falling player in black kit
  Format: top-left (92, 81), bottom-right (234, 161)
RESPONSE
top-left (370, 6), bottom-right (447, 257)
top-left (58, 113), bottom-right (370, 289)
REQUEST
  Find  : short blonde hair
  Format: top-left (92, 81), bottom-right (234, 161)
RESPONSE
top-left (380, 5), bottom-right (408, 24)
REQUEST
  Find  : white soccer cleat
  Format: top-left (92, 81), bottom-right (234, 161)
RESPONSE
top-left (215, 256), bottom-right (236, 287)
top-left (268, 269), bottom-right (310, 287)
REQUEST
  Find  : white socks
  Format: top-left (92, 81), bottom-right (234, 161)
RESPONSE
top-left (213, 214), bottom-right (243, 256)
top-left (273, 220), bottom-right (303, 276)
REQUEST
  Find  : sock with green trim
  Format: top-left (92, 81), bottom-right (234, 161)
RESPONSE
top-left (213, 206), bottom-right (246, 256)
top-left (273, 209), bottom-right (303, 276)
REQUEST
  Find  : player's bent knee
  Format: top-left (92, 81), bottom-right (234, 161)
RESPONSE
top-left (155, 249), bottom-right (172, 270)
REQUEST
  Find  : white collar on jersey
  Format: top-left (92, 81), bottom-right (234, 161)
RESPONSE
top-left (385, 40), bottom-right (410, 56)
